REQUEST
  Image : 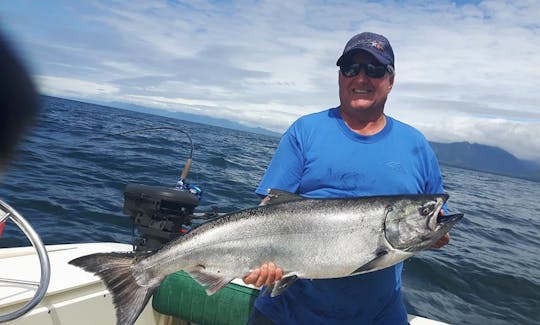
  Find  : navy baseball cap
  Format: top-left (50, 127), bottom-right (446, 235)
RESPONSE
top-left (336, 32), bottom-right (394, 67)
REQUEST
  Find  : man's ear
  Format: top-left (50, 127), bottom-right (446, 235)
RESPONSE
top-left (388, 74), bottom-right (395, 90)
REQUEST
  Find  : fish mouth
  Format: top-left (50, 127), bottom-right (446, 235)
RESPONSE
top-left (437, 213), bottom-right (464, 225)
top-left (435, 213), bottom-right (464, 235)
top-left (406, 195), bottom-right (463, 252)
top-left (428, 195), bottom-right (449, 231)
top-left (427, 213), bottom-right (464, 246)
top-left (431, 194), bottom-right (462, 236)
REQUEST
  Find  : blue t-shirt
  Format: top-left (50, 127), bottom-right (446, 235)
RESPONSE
top-left (255, 107), bottom-right (444, 324)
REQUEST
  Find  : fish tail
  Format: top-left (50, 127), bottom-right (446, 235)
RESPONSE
top-left (69, 252), bottom-right (158, 325)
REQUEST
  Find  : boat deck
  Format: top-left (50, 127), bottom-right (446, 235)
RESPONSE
top-left (0, 243), bottom-right (158, 324)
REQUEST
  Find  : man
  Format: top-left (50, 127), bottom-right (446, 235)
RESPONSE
top-left (243, 32), bottom-right (449, 324)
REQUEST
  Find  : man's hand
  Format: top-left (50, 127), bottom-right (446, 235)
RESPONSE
top-left (431, 210), bottom-right (450, 249)
top-left (431, 233), bottom-right (450, 249)
top-left (243, 262), bottom-right (283, 287)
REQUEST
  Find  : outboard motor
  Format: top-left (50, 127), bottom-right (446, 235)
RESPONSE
top-left (123, 183), bottom-right (202, 251)
top-left (114, 127), bottom-right (212, 251)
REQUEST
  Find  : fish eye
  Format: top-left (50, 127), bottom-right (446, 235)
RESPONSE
top-left (419, 204), bottom-right (433, 216)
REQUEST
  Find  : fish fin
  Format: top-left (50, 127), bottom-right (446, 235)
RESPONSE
top-left (352, 251), bottom-right (390, 274)
top-left (69, 252), bottom-right (160, 325)
top-left (188, 269), bottom-right (233, 295)
top-left (270, 274), bottom-right (298, 297)
top-left (265, 189), bottom-right (304, 205)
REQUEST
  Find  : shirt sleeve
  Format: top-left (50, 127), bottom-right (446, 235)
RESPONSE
top-left (256, 123), bottom-right (305, 196)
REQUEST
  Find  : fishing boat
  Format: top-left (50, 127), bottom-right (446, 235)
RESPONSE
top-left (0, 186), bottom-right (449, 325)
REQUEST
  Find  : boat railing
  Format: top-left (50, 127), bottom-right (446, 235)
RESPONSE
top-left (0, 200), bottom-right (50, 322)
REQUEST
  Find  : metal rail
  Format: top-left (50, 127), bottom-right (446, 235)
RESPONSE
top-left (0, 200), bottom-right (50, 323)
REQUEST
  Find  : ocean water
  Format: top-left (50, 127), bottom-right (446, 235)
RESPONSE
top-left (1, 96), bottom-right (539, 324)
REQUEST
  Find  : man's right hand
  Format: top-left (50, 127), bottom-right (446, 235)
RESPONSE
top-left (242, 262), bottom-right (283, 287)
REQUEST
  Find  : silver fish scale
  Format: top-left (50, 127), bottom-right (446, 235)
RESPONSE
top-left (141, 197), bottom-right (390, 281)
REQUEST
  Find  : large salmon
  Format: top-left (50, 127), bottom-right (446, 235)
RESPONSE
top-left (70, 190), bottom-right (463, 325)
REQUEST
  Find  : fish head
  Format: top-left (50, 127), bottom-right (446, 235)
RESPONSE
top-left (384, 194), bottom-right (463, 252)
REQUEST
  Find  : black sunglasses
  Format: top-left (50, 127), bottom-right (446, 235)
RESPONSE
top-left (340, 63), bottom-right (391, 79)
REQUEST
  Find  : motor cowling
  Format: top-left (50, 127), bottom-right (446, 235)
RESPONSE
top-left (123, 183), bottom-right (199, 251)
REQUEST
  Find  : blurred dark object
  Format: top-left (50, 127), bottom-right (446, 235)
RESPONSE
top-left (0, 30), bottom-right (39, 167)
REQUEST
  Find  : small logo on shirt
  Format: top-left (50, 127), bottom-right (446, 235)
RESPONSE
top-left (385, 161), bottom-right (405, 173)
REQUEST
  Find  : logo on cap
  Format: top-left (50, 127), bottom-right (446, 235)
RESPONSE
top-left (357, 39), bottom-right (385, 52)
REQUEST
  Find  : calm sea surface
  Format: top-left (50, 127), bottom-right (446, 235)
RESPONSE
top-left (1, 96), bottom-right (539, 324)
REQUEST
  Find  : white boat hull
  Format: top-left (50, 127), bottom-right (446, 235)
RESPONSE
top-left (0, 243), bottom-right (164, 324)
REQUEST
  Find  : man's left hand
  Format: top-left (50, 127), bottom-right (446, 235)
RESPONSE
top-left (431, 233), bottom-right (450, 249)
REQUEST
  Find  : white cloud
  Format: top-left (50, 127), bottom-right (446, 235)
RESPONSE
top-left (36, 76), bottom-right (119, 97)
top-left (2, 0), bottom-right (540, 160)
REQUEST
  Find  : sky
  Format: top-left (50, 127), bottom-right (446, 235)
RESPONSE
top-left (1, 0), bottom-right (539, 161)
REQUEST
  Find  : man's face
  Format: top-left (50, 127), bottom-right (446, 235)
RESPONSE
top-left (338, 51), bottom-right (394, 117)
